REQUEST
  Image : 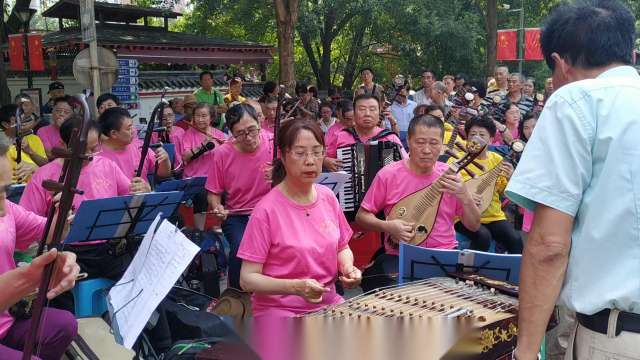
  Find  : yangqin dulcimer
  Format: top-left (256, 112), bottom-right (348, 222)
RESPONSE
top-left (305, 274), bottom-right (519, 360)
top-left (386, 136), bottom-right (487, 246)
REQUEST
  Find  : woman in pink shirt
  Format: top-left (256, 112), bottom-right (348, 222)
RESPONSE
top-left (238, 119), bottom-right (361, 317)
top-left (151, 106), bottom-right (185, 171)
top-left (493, 103), bottom-right (520, 145)
top-left (356, 114), bottom-right (481, 290)
top-left (517, 113), bottom-right (538, 233)
top-left (0, 133), bottom-right (77, 360)
top-left (98, 107), bottom-right (172, 182)
top-left (206, 103), bottom-right (273, 289)
top-left (37, 95), bottom-right (73, 160)
top-left (181, 104), bottom-right (226, 232)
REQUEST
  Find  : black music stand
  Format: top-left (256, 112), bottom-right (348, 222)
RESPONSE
top-left (64, 191), bottom-right (183, 246)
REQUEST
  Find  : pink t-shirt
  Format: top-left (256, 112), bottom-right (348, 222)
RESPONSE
top-left (151, 127), bottom-right (185, 168)
top-left (324, 122), bottom-right (343, 155)
top-left (237, 184), bottom-right (353, 317)
top-left (360, 160), bottom-right (464, 255)
top-left (180, 127), bottom-right (227, 178)
top-left (522, 208), bottom-right (534, 233)
top-left (326, 126), bottom-right (407, 158)
top-left (0, 201), bottom-right (46, 338)
top-left (205, 131), bottom-right (272, 211)
top-left (98, 142), bottom-right (156, 180)
top-left (260, 120), bottom-right (275, 137)
top-left (20, 156), bottom-right (130, 217)
top-left (36, 124), bottom-right (63, 153)
top-left (492, 127), bottom-right (519, 145)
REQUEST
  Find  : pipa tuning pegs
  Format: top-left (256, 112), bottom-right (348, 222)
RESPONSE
top-left (445, 148), bottom-right (459, 159)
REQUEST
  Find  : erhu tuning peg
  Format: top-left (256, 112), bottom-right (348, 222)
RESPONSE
top-left (445, 148), bottom-right (460, 159)
top-left (42, 180), bottom-right (64, 193)
top-left (51, 147), bottom-right (72, 159)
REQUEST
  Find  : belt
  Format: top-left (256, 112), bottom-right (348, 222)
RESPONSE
top-left (577, 309), bottom-right (640, 336)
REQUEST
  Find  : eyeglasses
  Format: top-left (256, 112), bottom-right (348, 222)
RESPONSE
top-left (288, 149), bottom-right (325, 160)
top-left (233, 127), bottom-right (260, 140)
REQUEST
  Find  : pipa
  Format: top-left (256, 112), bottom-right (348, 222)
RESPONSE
top-left (387, 136), bottom-right (487, 246)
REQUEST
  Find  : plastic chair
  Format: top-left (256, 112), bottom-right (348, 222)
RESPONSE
top-left (71, 278), bottom-right (115, 317)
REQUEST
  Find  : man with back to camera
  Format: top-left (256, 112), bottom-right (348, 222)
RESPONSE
top-left (505, 1), bottom-right (640, 359)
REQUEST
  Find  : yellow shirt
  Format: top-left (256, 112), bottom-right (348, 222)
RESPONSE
top-left (223, 94), bottom-right (246, 105)
top-left (8, 134), bottom-right (46, 184)
top-left (443, 123), bottom-right (466, 153)
top-left (450, 151), bottom-right (507, 223)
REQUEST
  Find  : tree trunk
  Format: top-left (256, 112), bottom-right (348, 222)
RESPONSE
top-left (0, 0), bottom-right (13, 104)
top-left (485, 0), bottom-right (498, 76)
top-left (274, 0), bottom-right (300, 92)
top-left (341, 21), bottom-right (368, 91)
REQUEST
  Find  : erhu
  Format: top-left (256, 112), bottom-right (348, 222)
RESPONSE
top-left (136, 87), bottom-right (170, 185)
top-left (21, 91), bottom-right (94, 360)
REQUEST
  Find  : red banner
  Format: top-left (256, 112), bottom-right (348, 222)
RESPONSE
top-left (524, 28), bottom-right (544, 61)
top-left (8, 34), bottom-right (24, 71)
top-left (496, 29), bottom-right (518, 61)
top-left (27, 33), bottom-right (45, 71)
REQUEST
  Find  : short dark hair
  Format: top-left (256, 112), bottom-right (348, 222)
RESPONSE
top-left (98, 107), bottom-right (131, 136)
top-left (541, 0), bottom-right (635, 71)
top-left (353, 94), bottom-right (380, 109)
top-left (263, 80), bottom-right (277, 95)
top-left (467, 80), bottom-right (487, 98)
top-left (421, 69), bottom-right (436, 78)
top-left (408, 115), bottom-right (444, 140)
top-left (424, 104), bottom-right (445, 115)
top-left (295, 82), bottom-right (309, 96)
top-left (465, 114), bottom-right (497, 137)
top-left (60, 116), bottom-right (100, 145)
top-left (53, 95), bottom-right (73, 108)
top-left (359, 67), bottom-right (374, 76)
top-left (0, 104), bottom-right (17, 126)
top-left (319, 101), bottom-right (333, 111)
top-left (199, 70), bottom-right (214, 81)
top-left (226, 103), bottom-right (259, 133)
top-left (96, 93), bottom-right (120, 109)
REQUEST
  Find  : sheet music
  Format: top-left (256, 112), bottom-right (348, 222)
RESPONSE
top-left (108, 214), bottom-right (200, 349)
top-left (316, 171), bottom-right (350, 195)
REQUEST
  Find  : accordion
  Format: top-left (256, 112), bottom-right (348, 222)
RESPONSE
top-left (336, 141), bottom-right (403, 213)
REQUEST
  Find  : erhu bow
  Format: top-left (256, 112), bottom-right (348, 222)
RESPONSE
top-left (14, 99), bottom-right (25, 164)
top-left (272, 85), bottom-right (286, 165)
top-left (21, 91), bottom-right (94, 360)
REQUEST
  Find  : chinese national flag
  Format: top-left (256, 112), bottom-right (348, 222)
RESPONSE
top-left (27, 33), bottom-right (45, 71)
top-left (496, 29), bottom-right (518, 61)
top-left (524, 28), bottom-right (544, 61)
top-left (8, 34), bottom-right (24, 71)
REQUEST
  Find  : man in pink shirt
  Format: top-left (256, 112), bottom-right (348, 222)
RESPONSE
top-left (37, 96), bottom-right (73, 160)
top-left (98, 107), bottom-right (172, 182)
top-left (21, 117), bottom-right (150, 280)
top-left (325, 94), bottom-right (407, 161)
top-left (259, 95), bottom-right (277, 137)
top-left (151, 106), bottom-right (184, 170)
top-left (206, 103), bottom-right (273, 289)
top-left (323, 100), bottom-right (354, 172)
top-left (0, 132), bottom-right (77, 359)
top-left (356, 114), bottom-right (481, 290)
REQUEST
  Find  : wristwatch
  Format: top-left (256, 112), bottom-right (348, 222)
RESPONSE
top-left (498, 124), bottom-right (507, 133)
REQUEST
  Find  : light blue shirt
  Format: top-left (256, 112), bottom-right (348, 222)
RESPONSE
top-left (390, 99), bottom-right (417, 132)
top-left (505, 66), bottom-right (640, 315)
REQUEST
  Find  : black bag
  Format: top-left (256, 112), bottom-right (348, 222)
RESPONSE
top-left (163, 337), bottom-right (260, 360)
